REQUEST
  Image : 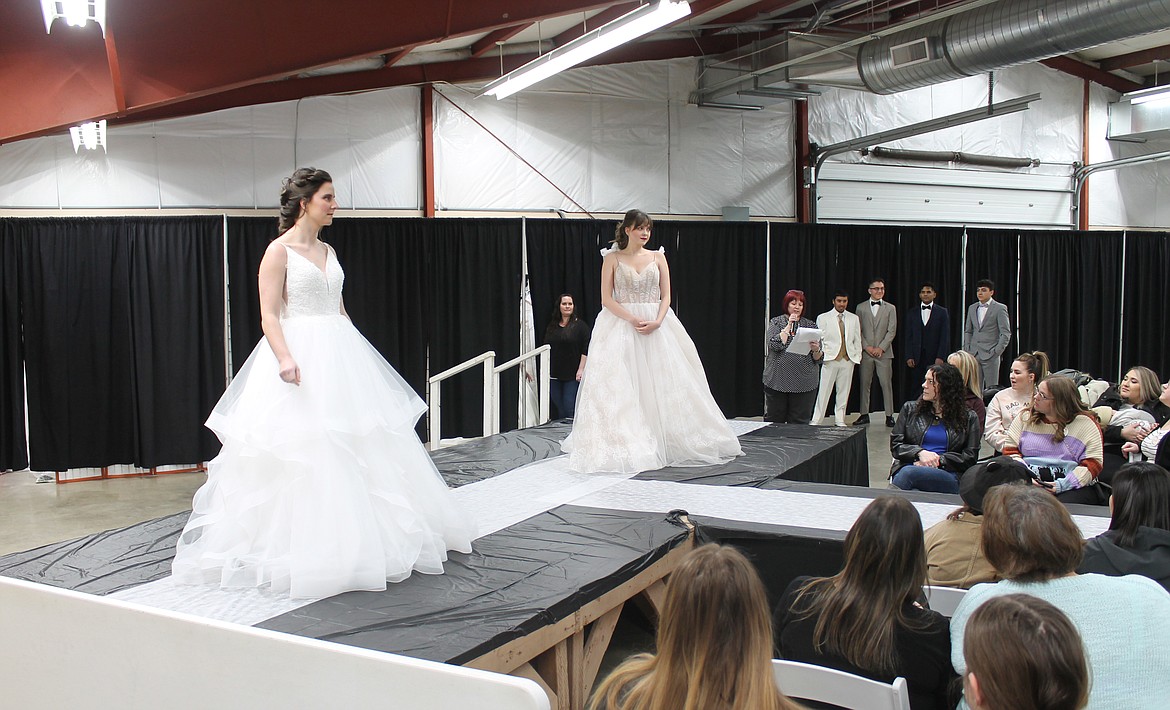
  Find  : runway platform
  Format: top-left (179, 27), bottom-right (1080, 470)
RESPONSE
top-left (0, 421), bottom-right (1108, 709)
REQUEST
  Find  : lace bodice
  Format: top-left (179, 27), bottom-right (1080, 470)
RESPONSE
top-left (282, 243), bottom-right (344, 318)
top-left (613, 260), bottom-right (661, 304)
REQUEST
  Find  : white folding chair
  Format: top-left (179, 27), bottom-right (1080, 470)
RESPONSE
top-left (772, 659), bottom-right (911, 710)
top-left (923, 584), bottom-right (969, 618)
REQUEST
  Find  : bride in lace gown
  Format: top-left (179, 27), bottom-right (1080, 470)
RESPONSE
top-left (562, 210), bottom-right (742, 474)
top-left (172, 168), bottom-right (474, 599)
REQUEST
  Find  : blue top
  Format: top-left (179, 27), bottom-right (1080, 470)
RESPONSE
top-left (921, 422), bottom-right (948, 456)
top-left (951, 574), bottom-right (1170, 708)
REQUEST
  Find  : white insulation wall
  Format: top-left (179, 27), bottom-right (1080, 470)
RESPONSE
top-left (0, 57), bottom-right (1167, 227)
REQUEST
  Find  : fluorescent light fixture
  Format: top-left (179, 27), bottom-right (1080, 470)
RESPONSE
top-left (482, 0), bottom-right (690, 100)
top-left (42, 0), bottom-right (107, 35)
top-left (69, 120), bottom-right (107, 152)
top-left (1123, 85), bottom-right (1170, 107)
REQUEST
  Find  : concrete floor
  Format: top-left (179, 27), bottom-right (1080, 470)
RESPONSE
top-left (0, 417), bottom-right (904, 557)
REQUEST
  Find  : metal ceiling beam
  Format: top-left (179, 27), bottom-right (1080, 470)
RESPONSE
top-left (1098, 42), bottom-right (1170, 71)
top-left (1040, 56), bottom-right (1142, 93)
top-left (470, 24), bottom-right (532, 58)
top-left (552, 3), bottom-right (638, 47)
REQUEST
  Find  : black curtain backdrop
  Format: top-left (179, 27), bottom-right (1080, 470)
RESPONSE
top-left (0, 225), bottom-right (27, 470)
top-left (225, 217), bottom-right (276, 374)
top-left (426, 219), bottom-right (523, 439)
top-left (1122, 231), bottom-right (1170, 379)
top-left (525, 219), bottom-right (609, 352)
top-left (1019, 231), bottom-right (1123, 380)
top-left (964, 228), bottom-right (1021, 385)
top-left (770, 223), bottom-right (903, 415)
top-left (15, 217), bottom-right (224, 470)
top-left (658, 220), bottom-right (767, 417)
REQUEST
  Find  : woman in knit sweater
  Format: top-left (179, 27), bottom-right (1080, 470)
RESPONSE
top-left (950, 485), bottom-right (1170, 709)
top-left (1003, 375), bottom-right (1104, 505)
top-left (984, 351), bottom-right (1048, 452)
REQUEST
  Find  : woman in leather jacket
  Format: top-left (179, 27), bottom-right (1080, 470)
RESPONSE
top-left (890, 363), bottom-right (981, 493)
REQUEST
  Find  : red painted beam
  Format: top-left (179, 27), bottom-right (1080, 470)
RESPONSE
top-left (699, 0), bottom-right (806, 35)
top-left (1040, 56), bottom-right (1141, 94)
top-left (104, 25), bottom-right (127, 113)
top-left (470, 23), bottom-right (532, 58)
top-left (551, 3), bottom-right (638, 47)
top-left (422, 84), bottom-right (436, 218)
top-left (1098, 43), bottom-right (1170, 72)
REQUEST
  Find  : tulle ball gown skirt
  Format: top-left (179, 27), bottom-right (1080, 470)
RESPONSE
top-left (563, 304), bottom-right (742, 474)
top-left (172, 315), bottom-right (475, 599)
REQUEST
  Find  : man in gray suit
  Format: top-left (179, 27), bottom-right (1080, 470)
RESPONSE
top-left (962, 278), bottom-right (1011, 387)
top-left (855, 278), bottom-right (897, 426)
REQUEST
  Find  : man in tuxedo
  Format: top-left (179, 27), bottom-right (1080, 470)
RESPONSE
top-left (962, 278), bottom-right (1011, 387)
top-left (856, 278), bottom-right (897, 426)
top-left (811, 291), bottom-right (862, 426)
top-left (903, 282), bottom-right (950, 401)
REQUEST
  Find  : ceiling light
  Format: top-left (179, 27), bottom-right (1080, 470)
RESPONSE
top-left (482, 0), bottom-right (690, 100)
top-left (1122, 85), bottom-right (1170, 107)
top-left (69, 120), bottom-right (106, 152)
top-left (42, 0), bottom-right (107, 35)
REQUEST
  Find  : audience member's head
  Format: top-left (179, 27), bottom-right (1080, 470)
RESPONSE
top-left (963, 594), bottom-right (1089, 710)
top-left (981, 485), bottom-right (1084, 583)
top-left (1030, 376), bottom-right (1095, 442)
top-left (955, 457), bottom-right (1033, 518)
top-left (1119, 366), bottom-right (1161, 407)
top-left (796, 497), bottom-right (927, 675)
top-left (1108, 462), bottom-right (1170, 548)
top-left (589, 544), bottom-right (797, 710)
top-left (918, 364), bottom-right (970, 432)
top-left (1010, 351), bottom-right (1050, 393)
top-left (948, 350), bottom-right (983, 400)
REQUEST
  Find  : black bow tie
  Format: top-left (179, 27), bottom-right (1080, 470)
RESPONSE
top-left (871, 301), bottom-right (881, 307)
top-left (922, 304), bottom-right (932, 310)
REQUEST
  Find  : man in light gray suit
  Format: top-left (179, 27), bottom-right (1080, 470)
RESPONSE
top-left (855, 278), bottom-right (897, 426)
top-left (811, 291), bottom-right (862, 426)
top-left (962, 278), bottom-right (1011, 387)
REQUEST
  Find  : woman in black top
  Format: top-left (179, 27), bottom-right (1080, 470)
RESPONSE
top-left (1078, 461), bottom-right (1170, 592)
top-left (774, 496), bottom-right (959, 710)
top-left (543, 294), bottom-right (590, 419)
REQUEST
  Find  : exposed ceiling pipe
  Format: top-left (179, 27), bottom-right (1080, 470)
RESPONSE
top-left (858, 0), bottom-right (1170, 93)
top-left (864, 146), bottom-right (1039, 168)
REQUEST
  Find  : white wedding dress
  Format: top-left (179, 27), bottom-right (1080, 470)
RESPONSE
top-left (562, 250), bottom-right (743, 473)
top-left (172, 244), bottom-right (474, 599)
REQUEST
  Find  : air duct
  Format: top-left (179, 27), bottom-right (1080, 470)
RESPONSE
top-left (858, 0), bottom-right (1170, 94)
top-left (696, 0), bottom-right (1170, 102)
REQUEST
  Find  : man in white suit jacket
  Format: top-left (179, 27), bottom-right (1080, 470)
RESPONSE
top-left (962, 278), bottom-right (1011, 387)
top-left (811, 291), bottom-right (862, 426)
top-left (856, 278), bottom-right (898, 426)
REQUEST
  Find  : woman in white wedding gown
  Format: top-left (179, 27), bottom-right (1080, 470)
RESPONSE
top-left (172, 168), bottom-right (474, 599)
top-left (562, 209), bottom-right (742, 474)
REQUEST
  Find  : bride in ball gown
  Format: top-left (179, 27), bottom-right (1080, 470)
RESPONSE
top-left (172, 168), bottom-right (474, 599)
top-left (562, 209), bottom-right (743, 474)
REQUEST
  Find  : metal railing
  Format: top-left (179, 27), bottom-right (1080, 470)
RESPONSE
top-left (426, 345), bottom-right (551, 451)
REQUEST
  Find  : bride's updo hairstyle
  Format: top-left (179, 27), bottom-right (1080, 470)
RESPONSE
top-left (613, 209), bottom-right (652, 249)
top-left (278, 167), bottom-right (333, 233)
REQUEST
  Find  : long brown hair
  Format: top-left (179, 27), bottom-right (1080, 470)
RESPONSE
top-left (963, 594), bottom-right (1089, 710)
top-left (1027, 376), bottom-right (1095, 443)
top-left (278, 167), bottom-right (332, 233)
top-left (589, 544), bottom-right (798, 710)
top-left (792, 497), bottom-right (930, 675)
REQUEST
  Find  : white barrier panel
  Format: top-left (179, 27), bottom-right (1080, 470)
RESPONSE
top-left (0, 577), bottom-right (549, 710)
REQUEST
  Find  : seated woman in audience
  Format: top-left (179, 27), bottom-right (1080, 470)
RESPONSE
top-left (961, 594), bottom-right (1089, 710)
top-left (1121, 378), bottom-right (1170, 463)
top-left (1004, 375), bottom-right (1105, 505)
top-left (924, 457), bottom-right (1033, 588)
top-left (590, 544), bottom-right (799, 710)
top-left (1078, 461), bottom-right (1170, 592)
top-left (890, 364), bottom-right (981, 494)
top-left (947, 351), bottom-right (985, 434)
top-left (1098, 367), bottom-right (1169, 482)
top-left (984, 351), bottom-right (1048, 453)
top-left (951, 485), bottom-right (1170, 709)
top-left (775, 496), bottom-right (958, 710)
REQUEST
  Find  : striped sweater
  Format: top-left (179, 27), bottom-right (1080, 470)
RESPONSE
top-left (1003, 411), bottom-right (1103, 491)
